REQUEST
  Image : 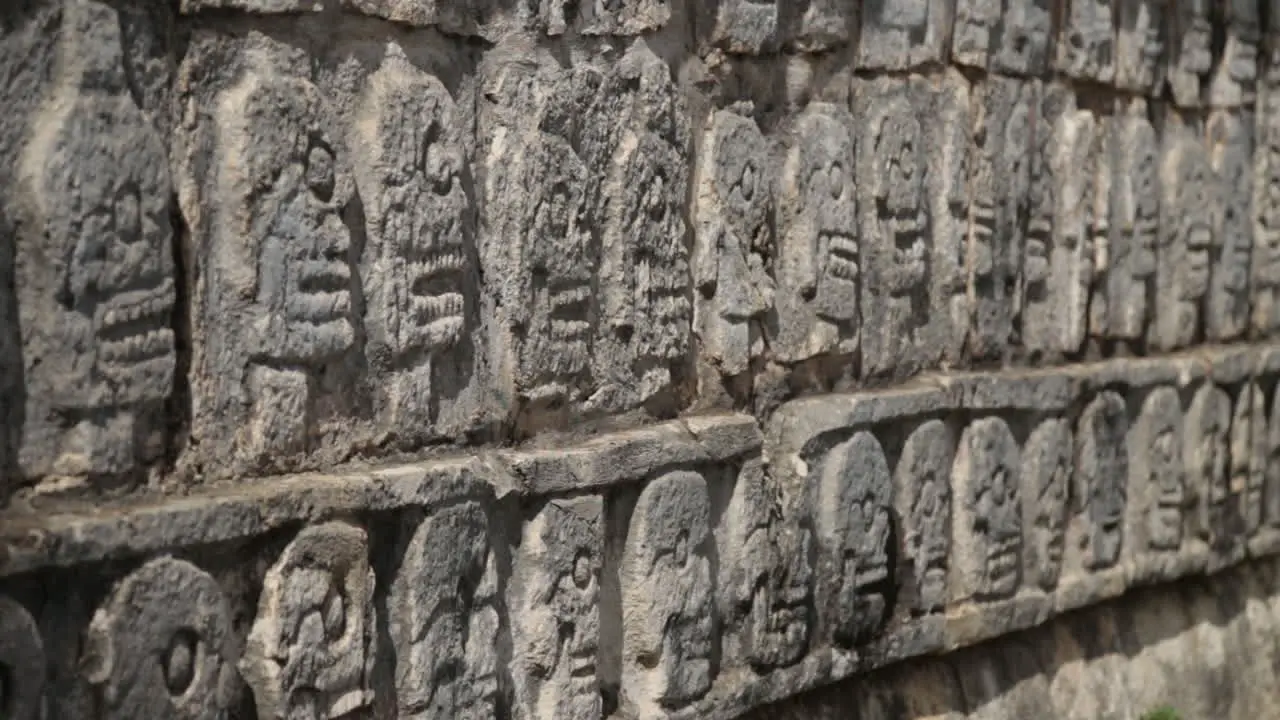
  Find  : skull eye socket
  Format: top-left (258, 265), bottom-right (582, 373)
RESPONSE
top-left (163, 628), bottom-right (200, 697)
top-left (306, 143), bottom-right (336, 202)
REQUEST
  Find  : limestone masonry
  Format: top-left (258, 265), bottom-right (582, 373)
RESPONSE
top-left (4, 0), bottom-right (1280, 717)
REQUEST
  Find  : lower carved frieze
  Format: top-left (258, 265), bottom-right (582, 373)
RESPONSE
top-left (6, 343), bottom-right (1280, 719)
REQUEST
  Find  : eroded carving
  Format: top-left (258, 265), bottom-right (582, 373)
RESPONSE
top-left (208, 66), bottom-right (354, 469)
top-left (1185, 384), bottom-right (1233, 547)
top-left (1206, 110), bottom-right (1255, 342)
top-left (1208, 0), bottom-right (1261, 106)
top-left (353, 57), bottom-right (474, 434)
top-left (894, 419), bottom-right (953, 614)
top-left (953, 417), bottom-right (1022, 601)
top-left (721, 459), bottom-right (811, 671)
top-left (1152, 131), bottom-right (1216, 350)
top-left (622, 471), bottom-right (715, 713)
top-left (952, 0), bottom-right (1051, 74)
top-left (785, 0), bottom-right (856, 51)
top-left (1268, 384), bottom-right (1280, 527)
top-left (1254, 50), bottom-right (1280, 335)
top-left (704, 0), bottom-right (779, 53)
top-left (85, 557), bottom-right (232, 720)
top-left (1075, 391), bottom-right (1128, 570)
top-left (18, 1), bottom-right (175, 478)
top-left (1116, 0), bottom-right (1167, 93)
top-left (594, 47), bottom-right (691, 407)
top-left (858, 81), bottom-right (932, 375)
top-left (693, 110), bottom-right (773, 377)
top-left (0, 596), bottom-right (45, 720)
top-left (1168, 0), bottom-right (1212, 106)
top-left (1133, 387), bottom-right (1186, 551)
top-left (1054, 0), bottom-right (1116, 82)
top-left (857, 0), bottom-right (948, 70)
top-left (1021, 419), bottom-right (1070, 591)
top-left (774, 103), bottom-right (859, 364)
top-left (390, 501), bottom-right (500, 720)
top-left (1096, 104), bottom-right (1159, 344)
top-left (579, 0), bottom-right (671, 35)
top-left (1232, 383), bottom-right (1267, 534)
top-left (242, 522), bottom-right (376, 720)
top-left (1025, 102), bottom-right (1097, 358)
top-left (513, 497), bottom-right (601, 720)
top-left (817, 431), bottom-right (894, 645)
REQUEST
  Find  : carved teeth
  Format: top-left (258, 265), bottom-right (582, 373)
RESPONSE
top-left (412, 252), bottom-right (467, 281)
top-left (299, 259), bottom-right (351, 292)
top-left (98, 279), bottom-right (176, 334)
top-left (824, 232), bottom-right (859, 281)
top-left (855, 564), bottom-right (888, 587)
top-left (289, 291), bottom-right (352, 323)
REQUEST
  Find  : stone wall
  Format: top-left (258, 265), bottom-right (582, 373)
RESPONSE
top-left (3, 0), bottom-right (1280, 718)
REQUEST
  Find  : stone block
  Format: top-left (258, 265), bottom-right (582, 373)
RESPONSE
top-left (951, 0), bottom-right (1051, 75)
top-left (856, 0), bottom-right (949, 70)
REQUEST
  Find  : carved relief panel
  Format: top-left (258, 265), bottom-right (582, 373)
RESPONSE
top-left (85, 558), bottom-right (233, 719)
top-left (242, 522), bottom-right (376, 720)
top-left (1168, 0), bottom-right (1213, 106)
top-left (702, 0), bottom-right (780, 53)
top-left (857, 0), bottom-right (950, 70)
top-left (1254, 50), bottom-right (1280, 336)
top-left (1095, 102), bottom-right (1159, 346)
top-left (591, 46), bottom-right (692, 408)
top-left (774, 103), bottom-right (860, 364)
top-left (1207, 110), bottom-right (1255, 342)
top-left (352, 55), bottom-right (476, 438)
top-left (1024, 96), bottom-right (1097, 359)
top-left (17, 0), bottom-right (175, 478)
top-left (693, 109), bottom-right (773, 377)
top-left (481, 57), bottom-right (597, 412)
top-left (196, 56), bottom-right (356, 474)
top-left (932, 76), bottom-right (973, 367)
top-left (894, 419), bottom-right (954, 614)
top-left (816, 431), bottom-right (895, 647)
top-left (1054, 0), bottom-right (1116, 82)
top-left (1132, 387), bottom-right (1187, 552)
top-left (0, 596), bottom-right (46, 720)
top-left (1232, 383), bottom-right (1267, 534)
top-left (721, 459), bottom-right (812, 671)
top-left (1152, 126), bottom-right (1216, 351)
top-left (621, 471), bottom-right (716, 714)
top-left (1268, 384), bottom-right (1280, 527)
top-left (953, 417), bottom-right (1022, 602)
top-left (1074, 392), bottom-right (1129, 570)
top-left (1021, 419), bottom-right (1071, 591)
top-left (1185, 384), bottom-right (1233, 547)
top-left (952, 0), bottom-right (1051, 74)
top-left (512, 497), bottom-right (602, 720)
top-left (784, 0), bottom-right (857, 51)
top-left (1208, 0), bottom-right (1261, 106)
top-left (391, 502), bottom-right (500, 720)
top-left (855, 77), bottom-right (942, 376)
top-left (1116, 0), bottom-right (1167, 94)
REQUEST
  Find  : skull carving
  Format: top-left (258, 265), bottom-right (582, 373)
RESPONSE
top-left (954, 417), bottom-right (1022, 601)
top-left (1135, 387), bottom-right (1186, 551)
top-left (1186, 384), bottom-right (1232, 547)
top-left (1076, 391), bottom-right (1128, 570)
top-left (1232, 384), bottom-right (1267, 535)
top-left (894, 419), bottom-right (953, 614)
top-left (1021, 419), bottom-right (1070, 590)
top-left (817, 431), bottom-right (895, 646)
top-left (622, 471), bottom-right (716, 713)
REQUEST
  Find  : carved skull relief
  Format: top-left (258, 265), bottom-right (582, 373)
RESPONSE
top-left (1134, 387), bottom-right (1186, 551)
top-left (1186, 384), bottom-right (1233, 546)
top-left (85, 558), bottom-right (232, 720)
top-left (1021, 419), bottom-right (1071, 590)
top-left (1076, 391), bottom-right (1129, 570)
top-left (1232, 384), bottom-right (1267, 535)
top-left (894, 419), bottom-right (953, 613)
top-left (954, 417), bottom-right (1022, 601)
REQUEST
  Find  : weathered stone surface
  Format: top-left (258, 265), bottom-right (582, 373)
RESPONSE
top-left (16, 0), bottom-right (175, 480)
top-left (1021, 419), bottom-right (1071, 591)
top-left (952, 417), bottom-right (1022, 603)
top-left (1024, 87), bottom-right (1096, 359)
top-left (814, 431), bottom-right (894, 647)
top-left (720, 458), bottom-right (812, 671)
top-left (1168, 0), bottom-right (1213, 107)
top-left (856, 0), bottom-right (949, 70)
top-left (351, 51), bottom-right (481, 443)
top-left (1130, 386), bottom-right (1188, 553)
top-left (1152, 119), bottom-right (1217, 350)
top-left (84, 557), bottom-right (233, 719)
top-left (1073, 391), bottom-right (1129, 572)
top-left (693, 108), bottom-right (772, 377)
top-left (951, 0), bottom-right (1050, 75)
top-left (1093, 101), bottom-right (1159, 346)
top-left (702, 0), bottom-right (780, 54)
top-left (391, 500), bottom-right (501, 720)
top-left (1208, 0), bottom-right (1261, 107)
top-left (1233, 383), bottom-right (1267, 535)
top-left (1115, 0), bottom-right (1167, 94)
top-left (0, 595), bottom-right (45, 720)
top-left (1186, 383), bottom-right (1235, 549)
top-left (512, 496), bottom-right (602, 720)
top-left (772, 103), bottom-right (859, 364)
top-left (242, 522), bottom-right (376, 720)
top-left (622, 470), bottom-right (716, 714)
top-left (1208, 109), bottom-right (1256, 342)
top-left (896, 419), bottom-right (955, 614)
top-left (1053, 0), bottom-right (1116, 82)
top-left (781, 0), bottom-right (856, 52)
top-left (1255, 48), bottom-right (1280, 336)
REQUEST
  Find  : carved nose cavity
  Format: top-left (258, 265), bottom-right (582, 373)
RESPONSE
top-left (164, 629), bottom-right (199, 697)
